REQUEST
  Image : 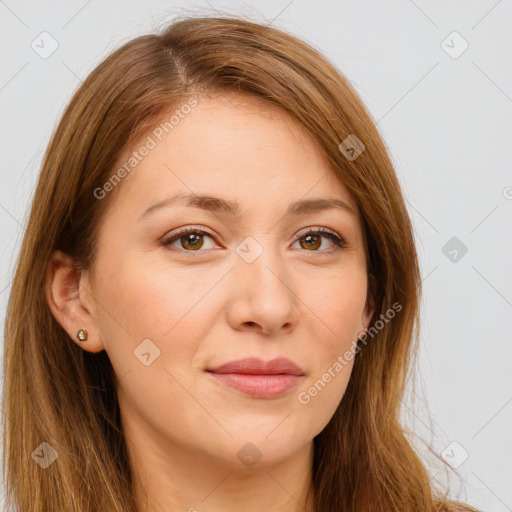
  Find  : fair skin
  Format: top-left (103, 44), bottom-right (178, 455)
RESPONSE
top-left (46, 93), bottom-right (373, 512)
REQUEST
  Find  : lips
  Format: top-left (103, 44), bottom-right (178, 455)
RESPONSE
top-left (207, 356), bottom-right (304, 376)
top-left (206, 357), bottom-right (305, 398)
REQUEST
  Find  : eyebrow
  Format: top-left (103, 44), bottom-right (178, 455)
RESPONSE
top-left (137, 192), bottom-right (355, 222)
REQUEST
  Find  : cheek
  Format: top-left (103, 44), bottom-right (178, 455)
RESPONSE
top-left (96, 255), bottom-right (212, 335)
top-left (93, 256), bottom-right (227, 378)
top-left (291, 270), bottom-right (366, 422)
top-left (303, 268), bottom-right (367, 348)
top-left (92, 258), bottom-right (218, 427)
top-left (294, 347), bottom-right (356, 441)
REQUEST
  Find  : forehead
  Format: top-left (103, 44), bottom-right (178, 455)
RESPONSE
top-left (107, 92), bottom-right (358, 217)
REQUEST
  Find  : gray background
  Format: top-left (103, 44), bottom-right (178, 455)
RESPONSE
top-left (1, 1), bottom-right (511, 510)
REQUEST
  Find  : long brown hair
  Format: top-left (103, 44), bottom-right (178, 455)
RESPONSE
top-left (2, 14), bottom-right (478, 512)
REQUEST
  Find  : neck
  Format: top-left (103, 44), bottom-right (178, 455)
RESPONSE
top-left (126, 426), bottom-right (315, 512)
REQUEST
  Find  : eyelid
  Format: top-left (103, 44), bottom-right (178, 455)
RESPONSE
top-left (295, 225), bottom-right (338, 239)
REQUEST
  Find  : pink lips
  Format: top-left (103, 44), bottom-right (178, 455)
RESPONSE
top-left (206, 357), bottom-right (305, 398)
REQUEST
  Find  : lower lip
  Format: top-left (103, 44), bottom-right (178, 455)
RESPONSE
top-left (208, 372), bottom-right (302, 398)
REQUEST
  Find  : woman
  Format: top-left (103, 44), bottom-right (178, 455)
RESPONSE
top-left (2, 14), bottom-right (478, 512)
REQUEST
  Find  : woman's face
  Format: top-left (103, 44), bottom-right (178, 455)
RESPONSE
top-left (79, 93), bottom-right (372, 469)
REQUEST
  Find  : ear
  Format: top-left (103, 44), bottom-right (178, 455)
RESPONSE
top-left (358, 297), bottom-right (375, 340)
top-left (45, 250), bottom-right (105, 353)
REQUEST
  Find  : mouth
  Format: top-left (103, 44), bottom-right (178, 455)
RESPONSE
top-left (205, 357), bottom-right (305, 399)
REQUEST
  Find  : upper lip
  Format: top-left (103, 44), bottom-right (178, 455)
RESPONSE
top-left (206, 357), bottom-right (305, 376)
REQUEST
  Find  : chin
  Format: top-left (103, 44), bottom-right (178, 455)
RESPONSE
top-left (204, 430), bottom-right (311, 470)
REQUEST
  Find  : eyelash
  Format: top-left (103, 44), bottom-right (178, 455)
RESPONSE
top-left (160, 226), bottom-right (349, 255)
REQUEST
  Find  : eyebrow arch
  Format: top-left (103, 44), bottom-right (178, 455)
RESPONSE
top-left (137, 192), bottom-right (355, 222)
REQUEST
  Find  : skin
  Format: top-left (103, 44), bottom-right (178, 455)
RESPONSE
top-left (46, 92), bottom-right (374, 512)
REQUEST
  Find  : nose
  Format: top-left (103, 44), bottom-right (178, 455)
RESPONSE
top-left (225, 239), bottom-right (300, 336)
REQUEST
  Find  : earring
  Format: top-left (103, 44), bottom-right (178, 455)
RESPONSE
top-left (76, 328), bottom-right (88, 342)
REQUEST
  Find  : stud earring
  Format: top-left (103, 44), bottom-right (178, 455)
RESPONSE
top-left (76, 328), bottom-right (88, 342)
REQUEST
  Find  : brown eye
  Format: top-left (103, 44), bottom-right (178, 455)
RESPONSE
top-left (299, 233), bottom-right (322, 250)
top-left (161, 228), bottom-right (215, 251)
top-left (179, 232), bottom-right (204, 250)
top-left (294, 228), bottom-right (348, 253)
